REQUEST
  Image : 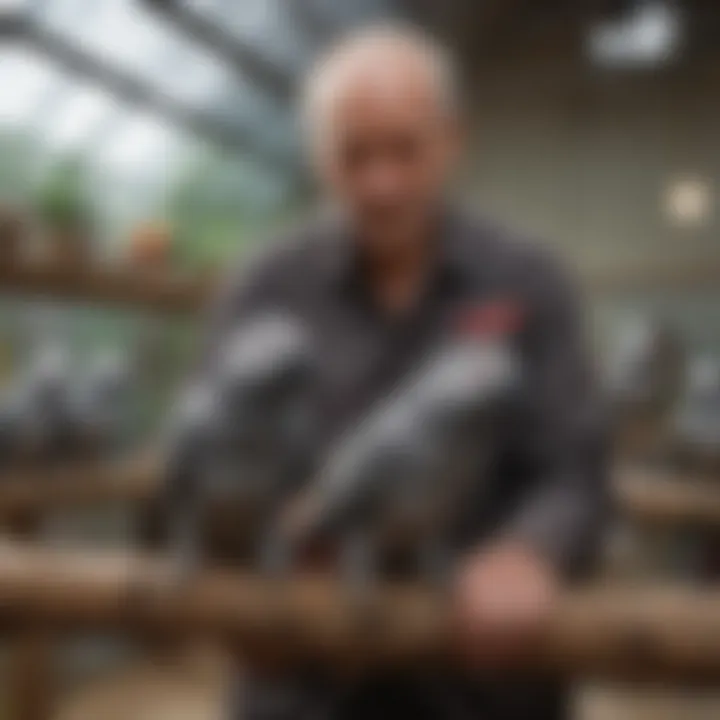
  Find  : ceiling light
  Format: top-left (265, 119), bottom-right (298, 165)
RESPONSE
top-left (587, 1), bottom-right (682, 68)
top-left (664, 176), bottom-right (713, 228)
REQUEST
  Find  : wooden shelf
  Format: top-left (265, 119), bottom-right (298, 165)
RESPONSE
top-left (0, 260), bottom-right (211, 315)
top-left (1, 254), bottom-right (720, 317)
top-left (0, 251), bottom-right (719, 325)
top-left (584, 258), bottom-right (720, 294)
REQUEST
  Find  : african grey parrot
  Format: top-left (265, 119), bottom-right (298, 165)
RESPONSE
top-left (0, 387), bottom-right (27, 470)
top-left (20, 344), bottom-right (80, 464)
top-left (281, 336), bottom-right (522, 591)
top-left (672, 356), bottom-right (720, 463)
top-left (604, 315), bottom-right (685, 424)
top-left (165, 313), bottom-right (319, 574)
top-left (72, 350), bottom-right (132, 460)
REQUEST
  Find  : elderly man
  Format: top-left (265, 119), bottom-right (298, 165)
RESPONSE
top-left (190, 25), bottom-right (607, 720)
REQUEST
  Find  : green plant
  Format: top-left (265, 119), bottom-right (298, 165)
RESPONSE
top-left (164, 150), bottom-right (302, 271)
top-left (35, 155), bottom-right (93, 235)
top-left (0, 129), bottom-right (36, 201)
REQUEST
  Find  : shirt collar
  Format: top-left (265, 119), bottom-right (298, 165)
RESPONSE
top-left (322, 204), bottom-right (469, 299)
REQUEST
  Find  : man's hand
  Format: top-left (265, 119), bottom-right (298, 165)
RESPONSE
top-left (453, 541), bottom-right (558, 669)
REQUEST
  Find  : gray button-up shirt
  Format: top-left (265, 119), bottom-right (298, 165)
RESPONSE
top-left (185, 208), bottom-right (609, 720)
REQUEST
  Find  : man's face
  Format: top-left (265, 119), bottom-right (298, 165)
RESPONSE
top-left (313, 65), bottom-right (459, 252)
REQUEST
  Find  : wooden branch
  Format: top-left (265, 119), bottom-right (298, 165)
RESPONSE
top-left (2, 461), bottom-right (720, 529)
top-left (0, 542), bottom-right (717, 681)
top-left (0, 259), bottom-right (210, 315)
top-left (615, 467), bottom-right (720, 528)
top-left (0, 457), bottom-right (158, 521)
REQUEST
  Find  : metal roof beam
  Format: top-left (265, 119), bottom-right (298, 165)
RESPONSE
top-left (142, 0), bottom-right (296, 103)
top-left (1, 17), bottom-right (292, 172)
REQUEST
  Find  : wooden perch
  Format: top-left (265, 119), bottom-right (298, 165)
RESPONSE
top-left (0, 457), bottom-right (158, 522)
top-left (3, 461), bottom-right (720, 529)
top-left (0, 542), bottom-right (718, 681)
top-left (614, 466), bottom-right (720, 528)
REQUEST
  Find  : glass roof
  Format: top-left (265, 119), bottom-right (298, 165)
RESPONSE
top-left (0, 0), bottom-right (394, 241)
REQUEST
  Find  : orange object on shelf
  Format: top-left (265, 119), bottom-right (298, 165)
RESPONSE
top-left (129, 222), bottom-right (173, 268)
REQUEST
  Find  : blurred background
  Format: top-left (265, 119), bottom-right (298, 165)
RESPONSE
top-left (0, 0), bottom-right (719, 718)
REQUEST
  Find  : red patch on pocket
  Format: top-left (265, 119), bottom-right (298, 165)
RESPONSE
top-left (455, 299), bottom-right (525, 338)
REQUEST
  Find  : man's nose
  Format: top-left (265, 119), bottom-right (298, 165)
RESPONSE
top-left (361, 165), bottom-right (405, 201)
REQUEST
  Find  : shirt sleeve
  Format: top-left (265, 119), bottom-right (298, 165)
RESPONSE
top-left (502, 254), bottom-right (610, 578)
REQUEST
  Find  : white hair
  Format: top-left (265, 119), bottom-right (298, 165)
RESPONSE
top-left (300, 23), bottom-right (460, 141)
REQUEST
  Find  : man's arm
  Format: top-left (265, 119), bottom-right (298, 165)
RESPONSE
top-left (504, 254), bottom-right (609, 577)
top-left (454, 251), bottom-right (609, 665)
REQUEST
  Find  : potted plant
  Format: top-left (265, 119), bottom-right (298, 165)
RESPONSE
top-left (128, 220), bottom-right (174, 271)
top-left (35, 156), bottom-right (94, 267)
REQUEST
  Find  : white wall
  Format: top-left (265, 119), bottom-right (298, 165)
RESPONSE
top-left (466, 53), bottom-right (720, 270)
